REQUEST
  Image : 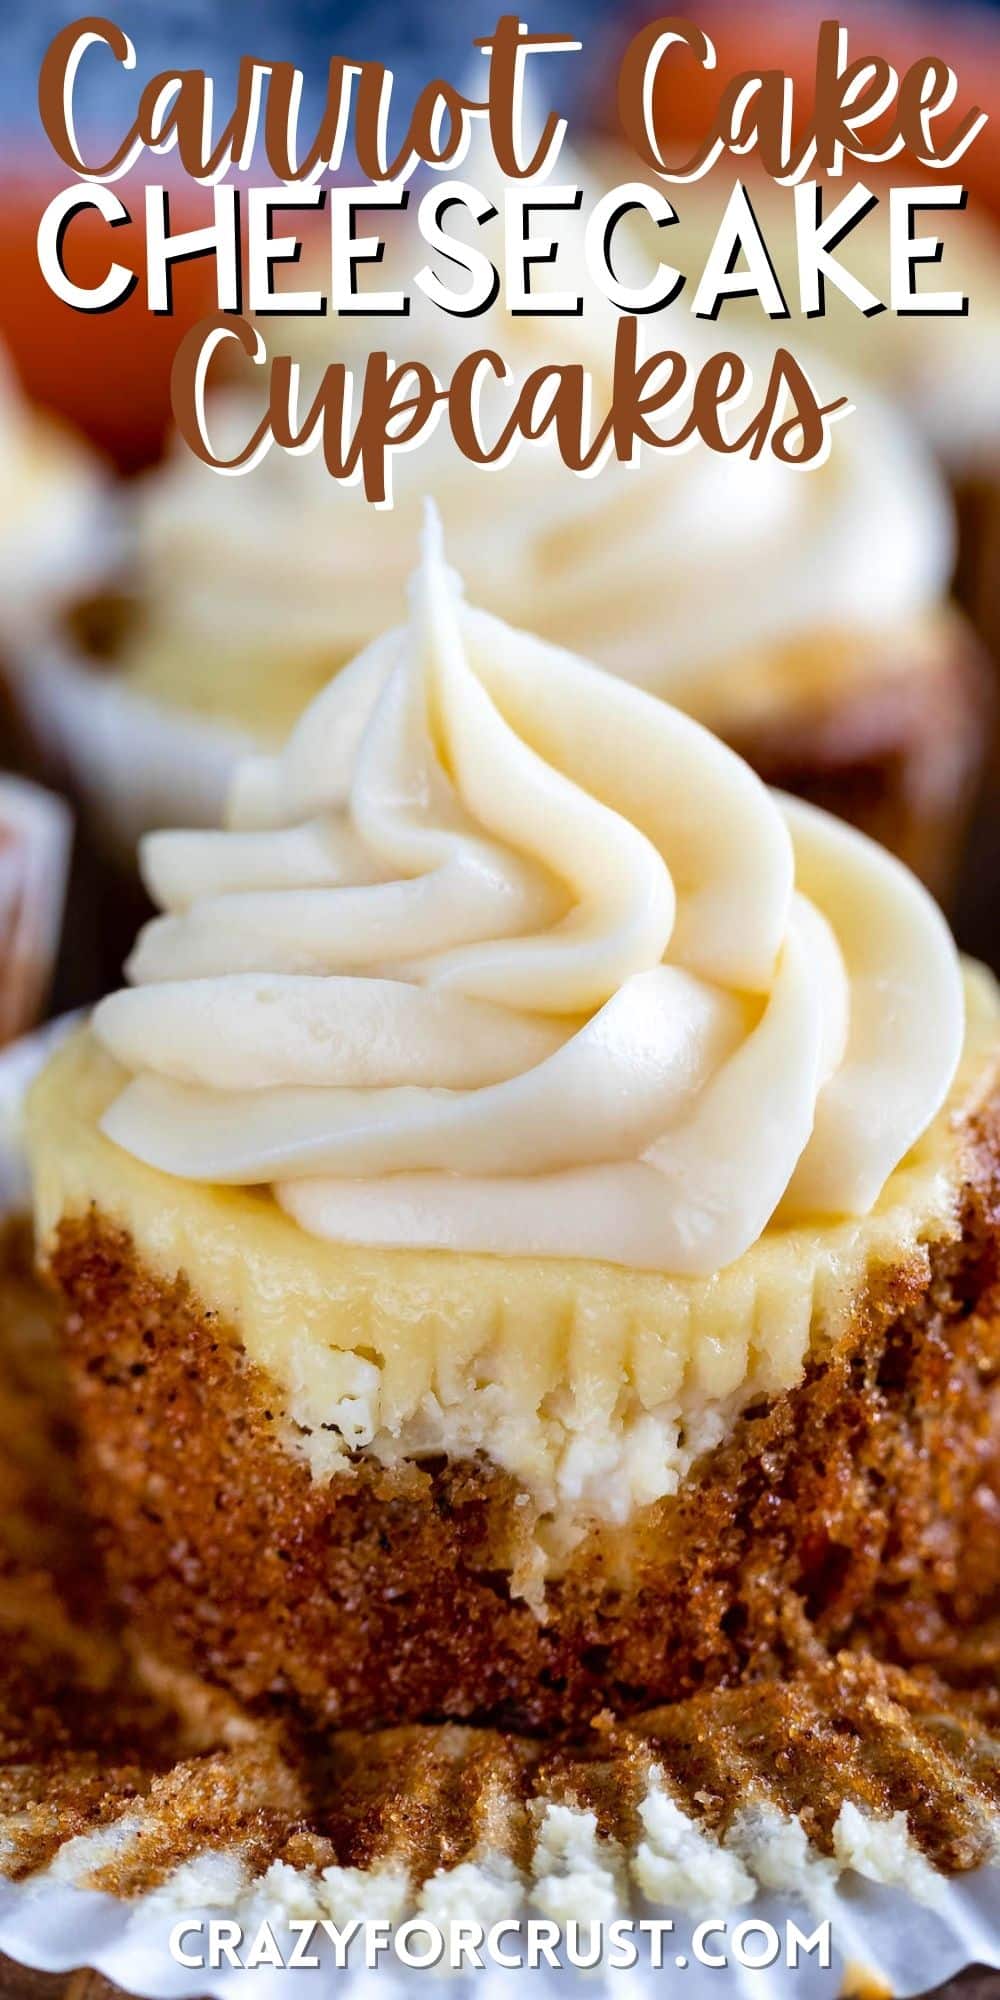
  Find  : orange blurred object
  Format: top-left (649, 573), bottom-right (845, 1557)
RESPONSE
top-left (0, 166), bottom-right (218, 473)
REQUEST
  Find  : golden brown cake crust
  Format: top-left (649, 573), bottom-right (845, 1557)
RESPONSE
top-left (44, 1074), bottom-right (1000, 1737)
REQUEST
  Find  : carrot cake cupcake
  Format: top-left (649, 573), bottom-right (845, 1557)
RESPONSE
top-left (26, 517), bottom-right (1000, 1732)
top-left (43, 153), bottom-right (988, 896)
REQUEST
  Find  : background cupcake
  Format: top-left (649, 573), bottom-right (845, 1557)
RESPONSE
top-left (0, 3), bottom-right (999, 1983)
top-left (35, 145), bottom-right (991, 906)
top-left (28, 527), bottom-right (996, 1735)
top-left (0, 773), bottom-right (70, 1048)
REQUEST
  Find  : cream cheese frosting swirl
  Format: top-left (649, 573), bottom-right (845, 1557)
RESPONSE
top-left (94, 513), bottom-right (964, 1275)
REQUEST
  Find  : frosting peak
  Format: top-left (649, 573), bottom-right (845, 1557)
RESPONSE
top-left (94, 517), bottom-right (964, 1274)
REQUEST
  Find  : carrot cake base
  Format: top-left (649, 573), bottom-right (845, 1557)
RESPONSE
top-left (43, 1055), bottom-right (1000, 1732)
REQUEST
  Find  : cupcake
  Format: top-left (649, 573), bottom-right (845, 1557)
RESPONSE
top-left (641, 170), bottom-right (1000, 666)
top-left (0, 347), bottom-right (113, 667)
top-left (26, 519), bottom-right (998, 1732)
top-left (0, 774), bottom-right (70, 1049)
top-left (0, 343), bottom-right (119, 976)
top-left (42, 149), bottom-right (988, 900)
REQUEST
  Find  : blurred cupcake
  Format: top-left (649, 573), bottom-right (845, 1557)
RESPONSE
top-left (0, 774), bottom-right (70, 1047)
top-left (27, 526), bottom-right (998, 1731)
top-left (40, 152), bottom-right (988, 898)
top-left (0, 347), bottom-right (114, 651)
top-left (812, 198), bottom-right (1000, 662)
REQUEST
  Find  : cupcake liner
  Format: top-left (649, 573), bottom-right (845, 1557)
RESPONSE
top-left (6, 635), bottom-right (249, 859)
top-left (0, 775), bottom-right (71, 1050)
top-left (0, 1039), bottom-right (998, 1997)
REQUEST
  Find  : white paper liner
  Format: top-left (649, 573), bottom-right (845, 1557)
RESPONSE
top-left (0, 1810), bottom-right (996, 1996)
top-left (0, 1030), bottom-right (997, 1995)
top-left (7, 635), bottom-right (250, 857)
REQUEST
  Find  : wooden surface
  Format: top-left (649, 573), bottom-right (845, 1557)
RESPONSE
top-left (0, 1956), bottom-right (997, 1998)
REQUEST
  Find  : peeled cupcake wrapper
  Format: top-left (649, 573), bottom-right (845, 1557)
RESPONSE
top-left (0, 775), bottom-right (71, 1051)
top-left (6, 632), bottom-right (249, 858)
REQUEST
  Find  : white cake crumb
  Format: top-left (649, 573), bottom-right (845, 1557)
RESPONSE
top-left (319, 1863), bottom-right (411, 1926)
top-left (235, 1858), bottom-right (328, 1929)
top-left (134, 1849), bottom-right (251, 1918)
top-left (833, 1803), bottom-right (947, 1909)
top-left (633, 1767), bottom-right (755, 1911)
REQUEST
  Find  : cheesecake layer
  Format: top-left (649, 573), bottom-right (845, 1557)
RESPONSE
top-left (28, 967), bottom-right (1000, 1567)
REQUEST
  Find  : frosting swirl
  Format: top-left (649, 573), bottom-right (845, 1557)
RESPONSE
top-left (94, 514), bottom-right (964, 1274)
